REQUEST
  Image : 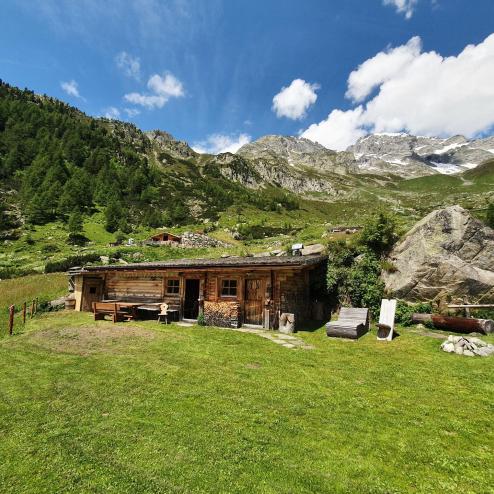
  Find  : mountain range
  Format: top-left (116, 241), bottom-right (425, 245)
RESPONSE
top-left (0, 79), bottom-right (493, 279)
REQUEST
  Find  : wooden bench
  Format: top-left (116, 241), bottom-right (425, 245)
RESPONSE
top-left (92, 302), bottom-right (133, 323)
top-left (326, 307), bottom-right (370, 339)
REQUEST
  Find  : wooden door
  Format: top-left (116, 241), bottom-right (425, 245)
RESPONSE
top-left (244, 279), bottom-right (263, 325)
top-left (82, 278), bottom-right (104, 311)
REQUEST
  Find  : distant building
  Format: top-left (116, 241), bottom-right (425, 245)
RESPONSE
top-left (330, 226), bottom-right (363, 234)
top-left (144, 231), bottom-right (182, 246)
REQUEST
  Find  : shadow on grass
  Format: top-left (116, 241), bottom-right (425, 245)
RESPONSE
top-left (298, 319), bottom-right (327, 333)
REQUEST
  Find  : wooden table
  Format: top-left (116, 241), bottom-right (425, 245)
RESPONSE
top-left (115, 302), bottom-right (142, 320)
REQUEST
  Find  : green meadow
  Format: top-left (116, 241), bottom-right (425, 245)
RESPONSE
top-left (0, 309), bottom-right (492, 493)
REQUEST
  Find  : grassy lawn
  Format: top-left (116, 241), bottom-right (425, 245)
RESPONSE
top-left (0, 311), bottom-right (493, 493)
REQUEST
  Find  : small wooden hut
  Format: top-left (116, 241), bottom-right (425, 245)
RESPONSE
top-left (144, 231), bottom-right (182, 245)
top-left (71, 255), bottom-right (327, 330)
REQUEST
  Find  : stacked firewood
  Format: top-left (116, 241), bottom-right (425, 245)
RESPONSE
top-left (204, 301), bottom-right (240, 327)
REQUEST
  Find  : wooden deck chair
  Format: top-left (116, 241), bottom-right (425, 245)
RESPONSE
top-left (376, 299), bottom-right (397, 341)
top-left (158, 303), bottom-right (169, 324)
top-left (326, 307), bottom-right (370, 339)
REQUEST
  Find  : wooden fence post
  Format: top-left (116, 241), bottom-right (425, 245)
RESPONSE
top-left (22, 302), bottom-right (27, 324)
top-left (9, 305), bottom-right (14, 336)
top-left (30, 299), bottom-right (35, 319)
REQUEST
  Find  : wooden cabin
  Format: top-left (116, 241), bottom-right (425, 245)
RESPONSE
top-left (144, 232), bottom-right (182, 246)
top-left (71, 255), bottom-right (327, 330)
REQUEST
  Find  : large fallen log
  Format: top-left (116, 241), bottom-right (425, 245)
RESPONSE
top-left (412, 314), bottom-right (494, 334)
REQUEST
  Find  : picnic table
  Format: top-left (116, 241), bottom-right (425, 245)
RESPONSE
top-left (99, 301), bottom-right (180, 322)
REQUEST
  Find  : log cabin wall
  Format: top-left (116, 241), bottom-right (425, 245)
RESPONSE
top-left (105, 271), bottom-right (164, 301)
top-left (274, 268), bottom-right (311, 329)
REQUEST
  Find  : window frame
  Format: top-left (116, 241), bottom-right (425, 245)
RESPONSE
top-left (220, 278), bottom-right (238, 298)
top-left (166, 278), bottom-right (180, 295)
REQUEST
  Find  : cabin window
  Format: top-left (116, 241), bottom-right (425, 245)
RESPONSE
top-left (89, 287), bottom-right (96, 294)
top-left (167, 279), bottom-right (180, 294)
top-left (221, 279), bottom-right (237, 297)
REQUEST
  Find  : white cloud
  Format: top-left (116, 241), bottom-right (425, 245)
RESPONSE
top-left (302, 33), bottom-right (494, 150)
top-left (147, 73), bottom-right (184, 98)
top-left (104, 107), bottom-right (121, 119)
top-left (383, 0), bottom-right (418, 19)
top-left (346, 37), bottom-right (422, 102)
top-left (115, 51), bottom-right (141, 80)
top-left (302, 107), bottom-right (367, 151)
top-left (123, 107), bottom-right (140, 118)
top-left (192, 133), bottom-right (251, 155)
top-left (61, 80), bottom-right (82, 99)
top-left (124, 72), bottom-right (184, 110)
top-left (272, 79), bottom-right (319, 120)
top-left (124, 93), bottom-right (168, 109)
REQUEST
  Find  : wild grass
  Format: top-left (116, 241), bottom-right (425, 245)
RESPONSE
top-left (0, 273), bottom-right (67, 337)
top-left (0, 311), bottom-right (492, 493)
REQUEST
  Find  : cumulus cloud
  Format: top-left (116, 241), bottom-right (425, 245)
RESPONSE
top-left (61, 80), bottom-right (82, 99)
top-left (103, 106), bottom-right (121, 119)
top-left (346, 37), bottom-right (422, 102)
top-left (115, 51), bottom-right (141, 80)
top-left (302, 33), bottom-right (494, 150)
top-left (124, 72), bottom-right (184, 109)
top-left (272, 79), bottom-right (319, 120)
top-left (302, 107), bottom-right (367, 151)
top-left (192, 133), bottom-right (251, 155)
top-left (383, 0), bottom-right (418, 19)
top-left (147, 73), bottom-right (184, 98)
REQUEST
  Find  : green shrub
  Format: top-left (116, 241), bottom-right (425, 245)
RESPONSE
top-left (395, 301), bottom-right (432, 326)
top-left (197, 313), bottom-right (207, 326)
top-left (486, 202), bottom-right (494, 229)
top-left (40, 244), bottom-right (60, 254)
top-left (359, 212), bottom-right (398, 257)
top-left (326, 241), bottom-right (384, 316)
top-left (45, 253), bottom-right (101, 273)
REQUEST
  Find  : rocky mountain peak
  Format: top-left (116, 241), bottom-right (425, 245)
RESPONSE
top-left (348, 132), bottom-right (494, 177)
top-left (237, 135), bottom-right (358, 175)
top-left (145, 130), bottom-right (196, 160)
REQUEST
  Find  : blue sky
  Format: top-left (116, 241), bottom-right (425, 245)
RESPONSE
top-left (1, 0), bottom-right (494, 152)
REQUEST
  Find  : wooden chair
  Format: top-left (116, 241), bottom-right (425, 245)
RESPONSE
top-left (158, 303), bottom-right (169, 324)
top-left (376, 299), bottom-right (397, 341)
top-left (326, 307), bottom-right (370, 339)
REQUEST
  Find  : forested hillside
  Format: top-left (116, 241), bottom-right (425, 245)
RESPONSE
top-left (0, 80), bottom-right (297, 234)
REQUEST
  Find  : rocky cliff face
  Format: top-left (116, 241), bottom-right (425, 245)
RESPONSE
top-left (237, 135), bottom-right (358, 175)
top-left (383, 205), bottom-right (494, 303)
top-left (349, 133), bottom-right (494, 178)
top-left (208, 151), bottom-right (340, 196)
top-left (145, 130), bottom-right (197, 160)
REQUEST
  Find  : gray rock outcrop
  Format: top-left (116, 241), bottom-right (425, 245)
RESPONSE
top-left (383, 205), bottom-right (494, 303)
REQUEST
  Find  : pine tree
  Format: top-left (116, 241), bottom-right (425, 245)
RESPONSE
top-left (105, 199), bottom-right (123, 233)
top-left (67, 211), bottom-right (85, 244)
top-left (68, 211), bottom-right (83, 236)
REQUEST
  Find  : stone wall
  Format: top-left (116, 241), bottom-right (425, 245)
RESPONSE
top-left (204, 300), bottom-right (240, 328)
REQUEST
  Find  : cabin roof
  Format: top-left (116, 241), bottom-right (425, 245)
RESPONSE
top-left (76, 254), bottom-right (327, 273)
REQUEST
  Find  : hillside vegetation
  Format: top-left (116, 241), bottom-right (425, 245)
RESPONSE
top-left (0, 80), bottom-right (493, 278)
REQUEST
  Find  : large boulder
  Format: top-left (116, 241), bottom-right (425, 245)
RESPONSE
top-left (383, 205), bottom-right (494, 303)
